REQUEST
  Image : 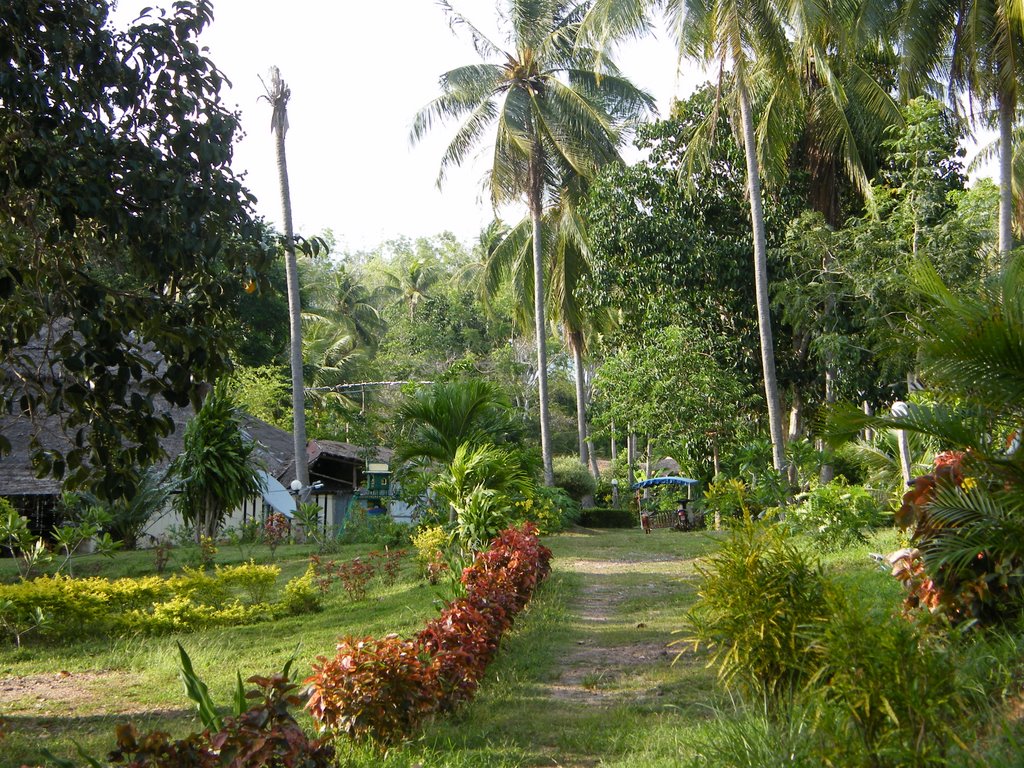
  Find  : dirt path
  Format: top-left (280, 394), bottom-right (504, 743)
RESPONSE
top-left (545, 553), bottom-right (700, 706)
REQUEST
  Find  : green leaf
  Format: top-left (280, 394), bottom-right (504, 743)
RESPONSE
top-left (177, 642), bottom-right (223, 731)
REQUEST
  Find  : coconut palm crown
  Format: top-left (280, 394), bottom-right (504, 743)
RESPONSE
top-left (412, 0), bottom-right (654, 484)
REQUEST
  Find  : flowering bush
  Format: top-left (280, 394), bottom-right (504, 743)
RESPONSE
top-left (890, 449), bottom-right (1024, 624)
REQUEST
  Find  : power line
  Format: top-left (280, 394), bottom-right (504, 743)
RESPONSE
top-left (305, 380), bottom-right (433, 393)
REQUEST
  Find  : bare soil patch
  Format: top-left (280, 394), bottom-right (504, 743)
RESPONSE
top-left (0, 670), bottom-right (171, 717)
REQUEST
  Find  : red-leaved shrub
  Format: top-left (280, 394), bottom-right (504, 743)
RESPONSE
top-left (107, 670), bottom-right (334, 767)
top-left (305, 635), bottom-right (440, 744)
top-left (305, 523), bottom-right (551, 743)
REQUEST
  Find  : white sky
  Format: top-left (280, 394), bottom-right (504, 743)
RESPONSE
top-left (110, 0), bottom-right (697, 253)
top-left (110, 1), bottom-right (995, 254)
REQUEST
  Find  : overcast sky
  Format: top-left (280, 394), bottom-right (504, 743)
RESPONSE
top-left (110, 0), bottom-right (994, 254)
top-left (110, 0), bottom-right (696, 252)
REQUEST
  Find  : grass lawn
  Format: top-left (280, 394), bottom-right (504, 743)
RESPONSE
top-left (2, 525), bottom-right (1001, 767)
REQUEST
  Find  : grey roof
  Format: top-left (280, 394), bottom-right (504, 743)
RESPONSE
top-left (276, 439), bottom-right (393, 488)
top-left (0, 404), bottom-right (296, 498)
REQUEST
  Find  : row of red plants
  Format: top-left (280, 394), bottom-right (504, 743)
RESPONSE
top-left (28, 528), bottom-right (549, 765)
top-left (304, 523), bottom-right (552, 744)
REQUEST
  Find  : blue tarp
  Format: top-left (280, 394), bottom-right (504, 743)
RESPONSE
top-left (631, 476), bottom-right (698, 490)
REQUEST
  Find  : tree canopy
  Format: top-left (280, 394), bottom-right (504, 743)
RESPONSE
top-left (0, 0), bottom-right (271, 499)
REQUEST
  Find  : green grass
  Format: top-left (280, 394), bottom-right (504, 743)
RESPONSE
top-left (3, 524), bottom-right (1023, 767)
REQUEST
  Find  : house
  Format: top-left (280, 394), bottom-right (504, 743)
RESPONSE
top-left (277, 439), bottom-right (415, 532)
top-left (0, 398), bottom-right (405, 543)
top-left (1, 324), bottom-right (406, 542)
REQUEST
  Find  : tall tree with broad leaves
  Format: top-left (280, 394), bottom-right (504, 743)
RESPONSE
top-left (412, 0), bottom-right (653, 485)
top-left (0, 0), bottom-right (273, 500)
top-left (260, 67), bottom-right (309, 489)
top-left (900, 0), bottom-right (1024, 259)
top-left (582, 0), bottom-right (793, 474)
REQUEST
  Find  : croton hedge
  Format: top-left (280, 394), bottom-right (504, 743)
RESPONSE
top-left (305, 523), bottom-right (552, 744)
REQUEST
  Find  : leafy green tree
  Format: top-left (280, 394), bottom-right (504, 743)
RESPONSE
top-left (583, 0), bottom-right (794, 473)
top-left (412, 0), bottom-right (654, 484)
top-left (227, 366), bottom-right (292, 431)
top-left (592, 325), bottom-right (752, 475)
top-left (172, 381), bottom-right (264, 541)
top-left (0, 0), bottom-right (272, 499)
top-left (832, 98), bottom-right (994, 387)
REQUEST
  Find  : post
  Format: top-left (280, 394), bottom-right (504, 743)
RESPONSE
top-left (892, 401), bottom-right (912, 485)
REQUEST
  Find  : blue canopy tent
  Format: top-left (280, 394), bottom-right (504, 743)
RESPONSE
top-left (630, 477), bottom-right (702, 531)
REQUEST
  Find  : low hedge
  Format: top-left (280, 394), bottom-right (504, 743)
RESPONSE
top-left (0, 561), bottom-right (321, 643)
top-left (305, 523), bottom-right (552, 744)
top-left (578, 507), bottom-right (636, 529)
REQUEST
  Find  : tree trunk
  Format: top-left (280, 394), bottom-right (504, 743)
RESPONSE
top-left (529, 181), bottom-right (554, 486)
top-left (571, 333), bottom-right (589, 470)
top-left (999, 90), bottom-right (1015, 259)
top-left (610, 419), bottom-right (617, 462)
top-left (738, 79), bottom-right (786, 475)
top-left (819, 368), bottom-right (836, 484)
top-left (626, 430), bottom-right (636, 488)
top-left (787, 385), bottom-right (801, 487)
top-left (269, 70), bottom-right (310, 489)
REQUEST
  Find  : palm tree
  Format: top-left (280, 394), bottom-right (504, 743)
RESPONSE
top-left (485, 186), bottom-right (610, 475)
top-left (412, 0), bottom-right (653, 485)
top-left (172, 381), bottom-right (264, 541)
top-left (583, 0), bottom-right (792, 473)
top-left (305, 263), bottom-right (385, 349)
top-left (900, 0), bottom-right (1024, 258)
top-left (394, 378), bottom-right (522, 469)
top-left (383, 257), bottom-right (440, 321)
top-left (261, 67), bottom-right (309, 488)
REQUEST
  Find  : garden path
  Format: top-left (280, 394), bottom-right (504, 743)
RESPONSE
top-left (543, 535), bottom-right (709, 708)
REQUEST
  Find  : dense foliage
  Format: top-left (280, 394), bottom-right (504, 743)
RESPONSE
top-left (0, 0), bottom-right (273, 499)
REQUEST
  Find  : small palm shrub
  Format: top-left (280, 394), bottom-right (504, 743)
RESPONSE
top-left (685, 520), bottom-right (833, 697)
top-left (788, 478), bottom-right (882, 551)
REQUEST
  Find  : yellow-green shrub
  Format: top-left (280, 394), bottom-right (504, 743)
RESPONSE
top-left (411, 526), bottom-right (449, 578)
top-left (167, 567), bottom-right (230, 606)
top-left (281, 564), bottom-right (322, 615)
top-left (214, 561), bottom-right (280, 605)
top-left (0, 560), bottom-right (311, 645)
top-left (121, 596), bottom-right (269, 634)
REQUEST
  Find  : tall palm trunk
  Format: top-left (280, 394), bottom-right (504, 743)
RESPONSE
top-left (999, 90), bottom-right (1015, 259)
top-left (529, 148), bottom-right (554, 486)
top-left (737, 79), bottom-right (786, 474)
top-left (267, 68), bottom-right (310, 488)
top-left (569, 330), bottom-right (589, 469)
